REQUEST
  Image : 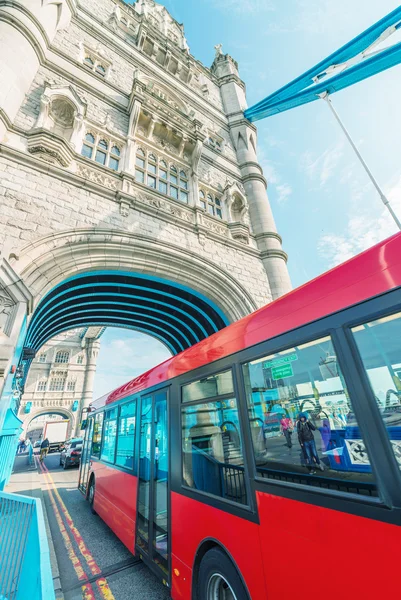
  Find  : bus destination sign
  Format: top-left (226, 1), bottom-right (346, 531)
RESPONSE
top-left (263, 353), bottom-right (298, 370)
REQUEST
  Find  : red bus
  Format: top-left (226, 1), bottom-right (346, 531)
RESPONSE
top-left (78, 233), bottom-right (401, 600)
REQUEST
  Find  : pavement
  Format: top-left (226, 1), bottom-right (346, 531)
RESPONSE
top-left (6, 451), bottom-right (170, 600)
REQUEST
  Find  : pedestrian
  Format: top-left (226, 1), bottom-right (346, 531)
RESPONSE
top-left (280, 414), bottom-right (294, 448)
top-left (20, 439), bottom-right (26, 453)
top-left (40, 437), bottom-right (50, 462)
top-left (297, 412), bottom-right (324, 474)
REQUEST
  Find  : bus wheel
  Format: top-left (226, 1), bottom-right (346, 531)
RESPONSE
top-left (198, 548), bottom-right (248, 600)
top-left (88, 478), bottom-right (97, 515)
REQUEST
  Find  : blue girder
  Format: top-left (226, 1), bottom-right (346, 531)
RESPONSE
top-left (245, 6), bottom-right (401, 122)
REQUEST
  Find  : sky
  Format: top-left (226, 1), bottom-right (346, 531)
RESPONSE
top-left (93, 0), bottom-right (401, 399)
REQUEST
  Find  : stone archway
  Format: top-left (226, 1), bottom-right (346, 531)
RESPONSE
top-left (21, 407), bottom-right (75, 439)
top-left (8, 228), bottom-right (261, 436)
top-left (10, 228), bottom-right (258, 322)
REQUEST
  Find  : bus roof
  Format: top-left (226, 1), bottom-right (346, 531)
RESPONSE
top-left (92, 232), bottom-right (401, 410)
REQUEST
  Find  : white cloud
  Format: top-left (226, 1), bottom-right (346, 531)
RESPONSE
top-left (276, 183), bottom-right (293, 204)
top-left (301, 142), bottom-right (344, 187)
top-left (318, 175), bottom-right (401, 267)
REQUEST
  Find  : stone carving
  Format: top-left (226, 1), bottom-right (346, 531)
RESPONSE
top-left (0, 289), bottom-right (14, 333)
top-left (135, 192), bottom-right (195, 225)
top-left (223, 181), bottom-right (249, 224)
top-left (197, 212), bottom-right (228, 237)
top-left (214, 44), bottom-right (223, 57)
top-left (77, 165), bottom-right (120, 191)
top-left (120, 201), bottom-right (130, 217)
top-left (50, 98), bottom-right (75, 127)
top-left (198, 162), bottom-right (224, 191)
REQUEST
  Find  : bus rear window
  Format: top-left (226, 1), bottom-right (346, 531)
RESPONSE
top-left (242, 336), bottom-right (377, 496)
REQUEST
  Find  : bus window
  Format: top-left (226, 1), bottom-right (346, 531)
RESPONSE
top-left (242, 336), bottom-right (377, 495)
top-left (182, 371), bottom-right (247, 505)
top-left (101, 408), bottom-right (118, 463)
top-left (116, 400), bottom-right (136, 470)
top-left (352, 312), bottom-right (401, 470)
top-left (182, 370), bottom-right (234, 403)
top-left (92, 412), bottom-right (104, 458)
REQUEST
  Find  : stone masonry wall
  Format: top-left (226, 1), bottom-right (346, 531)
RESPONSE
top-left (0, 154), bottom-right (272, 309)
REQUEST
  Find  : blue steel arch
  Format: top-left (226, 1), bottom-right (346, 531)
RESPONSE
top-left (24, 271), bottom-right (230, 356)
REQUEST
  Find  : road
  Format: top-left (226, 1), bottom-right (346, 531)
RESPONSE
top-left (37, 451), bottom-right (170, 600)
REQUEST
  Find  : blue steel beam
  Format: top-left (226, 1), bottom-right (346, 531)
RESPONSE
top-left (245, 6), bottom-right (401, 122)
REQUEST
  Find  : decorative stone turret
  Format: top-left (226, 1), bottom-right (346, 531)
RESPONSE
top-left (211, 47), bottom-right (292, 299)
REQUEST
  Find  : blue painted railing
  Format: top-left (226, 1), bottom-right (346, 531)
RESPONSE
top-left (0, 491), bottom-right (55, 600)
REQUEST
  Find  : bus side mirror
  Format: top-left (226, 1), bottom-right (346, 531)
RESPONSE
top-left (81, 419), bottom-right (88, 430)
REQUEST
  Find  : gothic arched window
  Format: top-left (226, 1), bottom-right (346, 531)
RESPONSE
top-left (37, 379), bottom-right (47, 392)
top-left (67, 380), bottom-right (76, 392)
top-left (199, 189), bottom-right (223, 219)
top-left (134, 149), bottom-right (189, 203)
top-left (49, 372), bottom-right (67, 392)
top-left (55, 350), bottom-right (69, 364)
top-left (81, 132), bottom-right (121, 172)
top-left (83, 55), bottom-right (108, 78)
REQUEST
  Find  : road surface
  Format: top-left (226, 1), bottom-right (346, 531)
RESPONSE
top-left (37, 451), bottom-right (170, 600)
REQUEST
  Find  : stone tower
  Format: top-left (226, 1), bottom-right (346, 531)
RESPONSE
top-left (0, 0), bottom-right (292, 422)
top-left (18, 327), bottom-right (103, 438)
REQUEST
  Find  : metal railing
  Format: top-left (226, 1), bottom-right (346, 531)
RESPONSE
top-left (0, 435), bottom-right (18, 492)
top-left (0, 491), bottom-right (55, 600)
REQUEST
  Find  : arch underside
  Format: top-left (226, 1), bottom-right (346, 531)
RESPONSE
top-left (25, 271), bottom-right (229, 355)
top-left (22, 407), bottom-right (75, 432)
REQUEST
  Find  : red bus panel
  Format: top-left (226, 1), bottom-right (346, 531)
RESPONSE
top-left (91, 462), bottom-right (138, 553)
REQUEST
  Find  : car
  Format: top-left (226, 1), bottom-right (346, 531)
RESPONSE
top-left (34, 440), bottom-right (41, 448)
top-left (59, 438), bottom-right (83, 469)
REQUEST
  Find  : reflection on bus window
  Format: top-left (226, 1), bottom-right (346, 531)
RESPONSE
top-left (242, 337), bottom-right (377, 496)
top-left (91, 412), bottom-right (104, 458)
top-left (116, 401), bottom-right (136, 470)
top-left (352, 312), bottom-right (401, 470)
top-left (182, 375), bottom-right (247, 505)
top-left (182, 370), bottom-right (234, 403)
top-left (101, 408), bottom-right (118, 463)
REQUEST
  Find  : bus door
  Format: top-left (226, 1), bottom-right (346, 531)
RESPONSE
top-left (78, 417), bottom-right (94, 494)
top-left (136, 389), bottom-right (169, 583)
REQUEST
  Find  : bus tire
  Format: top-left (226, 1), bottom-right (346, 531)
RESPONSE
top-left (197, 547), bottom-right (248, 600)
top-left (88, 478), bottom-right (97, 515)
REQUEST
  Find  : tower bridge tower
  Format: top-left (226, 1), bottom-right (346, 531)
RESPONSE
top-left (0, 0), bottom-right (291, 482)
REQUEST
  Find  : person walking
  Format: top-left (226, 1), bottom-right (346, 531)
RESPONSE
top-left (40, 437), bottom-right (50, 462)
top-left (297, 412), bottom-right (324, 474)
top-left (280, 415), bottom-right (294, 448)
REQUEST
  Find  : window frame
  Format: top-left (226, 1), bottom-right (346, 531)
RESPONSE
top-left (178, 366), bottom-right (254, 514)
top-left (81, 132), bottom-right (121, 172)
top-left (54, 350), bottom-right (70, 364)
top-left (100, 408), bottom-right (118, 464)
top-left (235, 288), bottom-right (401, 517)
top-left (198, 189), bottom-right (223, 219)
top-left (48, 372), bottom-right (67, 392)
top-left (135, 148), bottom-right (189, 204)
top-left (115, 398), bottom-right (137, 472)
top-left (36, 379), bottom-right (47, 392)
top-left (83, 55), bottom-right (108, 78)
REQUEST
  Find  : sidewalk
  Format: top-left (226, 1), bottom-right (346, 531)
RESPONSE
top-left (5, 452), bottom-right (63, 600)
